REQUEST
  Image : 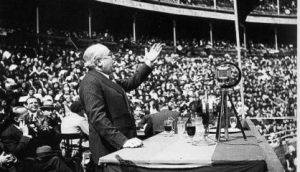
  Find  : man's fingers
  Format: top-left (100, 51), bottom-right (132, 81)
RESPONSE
top-left (19, 121), bottom-right (23, 127)
top-left (132, 138), bottom-right (143, 147)
top-left (151, 43), bottom-right (156, 50)
top-left (154, 43), bottom-right (161, 52)
top-left (156, 44), bottom-right (162, 53)
top-left (4, 154), bottom-right (11, 158)
top-left (152, 43), bottom-right (157, 51)
top-left (123, 138), bottom-right (143, 148)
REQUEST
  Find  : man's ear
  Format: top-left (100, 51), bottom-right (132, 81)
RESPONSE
top-left (13, 116), bottom-right (19, 122)
top-left (95, 59), bottom-right (102, 68)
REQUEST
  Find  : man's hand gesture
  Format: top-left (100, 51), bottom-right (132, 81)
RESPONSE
top-left (144, 43), bottom-right (163, 67)
top-left (19, 121), bottom-right (29, 136)
top-left (0, 152), bottom-right (10, 166)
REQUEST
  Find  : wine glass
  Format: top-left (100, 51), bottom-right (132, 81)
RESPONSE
top-left (186, 122), bottom-right (196, 143)
top-left (230, 116), bottom-right (237, 129)
top-left (164, 119), bottom-right (173, 137)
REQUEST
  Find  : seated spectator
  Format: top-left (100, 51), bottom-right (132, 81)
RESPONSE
top-left (38, 100), bottom-right (61, 150)
top-left (285, 150), bottom-right (296, 172)
top-left (61, 101), bottom-right (88, 136)
top-left (61, 101), bottom-right (89, 152)
top-left (24, 97), bottom-right (40, 122)
top-left (23, 97), bottom-right (60, 150)
top-left (34, 145), bottom-right (73, 172)
top-left (0, 106), bottom-right (73, 172)
top-left (137, 112), bottom-right (153, 138)
top-left (139, 103), bottom-right (180, 137)
top-left (0, 107), bottom-right (33, 160)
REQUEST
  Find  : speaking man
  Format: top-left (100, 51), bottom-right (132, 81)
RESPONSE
top-left (79, 43), bottom-right (162, 171)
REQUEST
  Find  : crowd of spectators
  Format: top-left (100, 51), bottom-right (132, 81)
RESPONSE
top-left (255, 0), bottom-right (297, 15)
top-left (0, 26), bottom-right (296, 119)
top-left (0, 26), bottom-right (297, 171)
top-left (254, 119), bottom-right (296, 143)
top-left (143, 0), bottom-right (297, 15)
top-left (44, 28), bottom-right (115, 42)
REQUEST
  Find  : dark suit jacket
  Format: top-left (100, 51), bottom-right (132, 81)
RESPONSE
top-left (0, 124), bottom-right (33, 160)
top-left (79, 64), bottom-right (152, 163)
top-left (150, 109), bottom-right (180, 133)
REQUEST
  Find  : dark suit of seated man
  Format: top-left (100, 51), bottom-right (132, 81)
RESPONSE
top-left (138, 105), bottom-right (180, 137)
top-left (137, 114), bottom-right (153, 138)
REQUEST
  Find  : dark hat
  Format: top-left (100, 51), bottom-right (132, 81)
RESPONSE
top-left (40, 100), bottom-right (55, 111)
top-left (36, 145), bottom-right (57, 158)
top-left (70, 101), bottom-right (83, 114)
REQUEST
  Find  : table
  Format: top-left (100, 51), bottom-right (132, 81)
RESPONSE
top-left (99, 129), bottom-right (267, 172)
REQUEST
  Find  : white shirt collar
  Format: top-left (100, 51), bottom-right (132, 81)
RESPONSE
top-left (95, 69), bottom-right (109, 79)
top-left (160, 106), bottom-right (169, 111)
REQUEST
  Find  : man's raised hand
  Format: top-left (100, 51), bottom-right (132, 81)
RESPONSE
top-left (144, 43), bottom-right (163, 67)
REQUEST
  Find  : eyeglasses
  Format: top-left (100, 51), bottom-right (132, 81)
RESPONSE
top-left (103, 52), bottom-right (116, 60)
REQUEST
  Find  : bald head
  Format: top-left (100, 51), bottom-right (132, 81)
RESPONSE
top-left (83, 44), bottom-right (110, 68)
top-left (13, 106), bottom-right (28, 115)
top-left (12, 106), bottom-right (28, 121)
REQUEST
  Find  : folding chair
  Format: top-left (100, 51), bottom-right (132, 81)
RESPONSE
top-left (60, 133), bottom-right (86, 172)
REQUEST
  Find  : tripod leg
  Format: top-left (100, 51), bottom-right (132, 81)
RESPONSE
top-left (227, 95), bottom-right (247, 140)
top-left (223, 93), bottom-right (229, 140)
top-left (216, 91), bottom-right (224, 141)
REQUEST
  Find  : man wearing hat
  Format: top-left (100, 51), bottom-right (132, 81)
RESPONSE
top-left (34, 145), bottom-right (73, 172)
top-left (79, 43), bottom-right (162, 171)
top-left (38, 100), bottom-right (61, 150)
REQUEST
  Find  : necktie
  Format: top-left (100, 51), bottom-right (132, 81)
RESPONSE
top-left (109, 75), bottom-right (118, 84)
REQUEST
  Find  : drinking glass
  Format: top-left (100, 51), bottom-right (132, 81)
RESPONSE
top-left (186, 122), bottom-right (196, 143)
top-left (176, 117), bottom-right (186, 135)
top-left (230, 116), bottom-right (237, 129)
top-left (164, 119), bottom-right (174, 137)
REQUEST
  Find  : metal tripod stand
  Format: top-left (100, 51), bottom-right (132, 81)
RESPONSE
top-left (215, 89), bottom-right (247, 141)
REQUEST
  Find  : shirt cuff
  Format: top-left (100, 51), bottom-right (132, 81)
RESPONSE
top-left (23, 134), bottom-right (32, 139)
top-left (144, 60), bottom-right (153, 68)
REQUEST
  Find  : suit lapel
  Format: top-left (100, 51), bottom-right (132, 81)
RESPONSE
top-left (89, 70), bottom-right (133, 113)
top-left (1, 124), bottom-right (22, 139)
top-left (90, 70), bottom-right (124, 95)
top-left (12, 125), bottom-right (23, 137)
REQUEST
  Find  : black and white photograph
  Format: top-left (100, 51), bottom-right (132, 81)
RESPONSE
top-left (0, 0), bottom-right (298, 171)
